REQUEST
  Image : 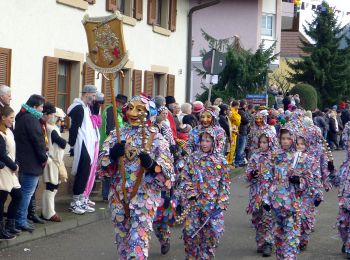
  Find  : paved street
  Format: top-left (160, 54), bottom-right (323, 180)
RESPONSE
top-left (0, 151), bottom-right (347, 260)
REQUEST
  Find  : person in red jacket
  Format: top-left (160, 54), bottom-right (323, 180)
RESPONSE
top-left (165, 96), bottom-right (178, 140)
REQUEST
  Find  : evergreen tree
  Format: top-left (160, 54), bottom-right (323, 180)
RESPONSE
top-left (196, 30), bottom-right (277, 102)
top-left (288, 1), bottom-right (349, 108)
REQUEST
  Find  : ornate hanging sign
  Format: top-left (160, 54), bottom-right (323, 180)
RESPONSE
top-left (82, 13), bottom-right (128, 73)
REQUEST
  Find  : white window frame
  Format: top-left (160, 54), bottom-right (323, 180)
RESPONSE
top-left (261, 14), bottom-right (274, 37)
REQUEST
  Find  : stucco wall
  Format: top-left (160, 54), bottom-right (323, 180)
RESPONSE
top-left (0, 0), bottom-right (189, 112)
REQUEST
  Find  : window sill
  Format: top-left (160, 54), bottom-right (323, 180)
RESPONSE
top-left (122, 16), bottom-right (137, 27)
top-left (56, 0), bottom-right (88, 10)
top-left (153, 25), bottom-right (171, 37)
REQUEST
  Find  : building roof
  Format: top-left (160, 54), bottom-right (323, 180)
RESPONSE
top-left (280, 31), bottom-right (310, 57)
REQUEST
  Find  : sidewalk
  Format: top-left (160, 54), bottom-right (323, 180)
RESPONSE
top-left (0, 199), bottom-right (109, 250)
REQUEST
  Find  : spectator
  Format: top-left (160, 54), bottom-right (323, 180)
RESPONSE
top-left (192, 101), bottom-right (204, 122)
top-left (0, 85), bottom-right (11, 107)
top-left (313, 111), bottom-right (328, 138)
top-left (42, 106), bottom-right (67, 222)
top-left (67, 85), bottom-right (98, 215)
top-left (228, 100), bottom-right (241, 165)
top-left (282, 92), bottom-right (292, 111)
top-left (235, 100), bottom-right (249, 167)
top-left (218, 104), bottom-right (231, 155)
top-left (0, 106), bottom-right (21, 240)
top-left (337, 110), bottom-right (344, 149)
top-left (275, 91), bottom-right (284, 109)
top-left (213, 98), bottom-right (223, 106)
top-left (294, 94), bottom-right (300, 108)
top-left (15, 94), bottom-right (47, 232)
top-left (340, 101), bottom-right (350, 126)
top-left (179, 103), bottom-right (192, 123)
top-left (164, 96), bottom-right (178, 140)
top-left (328, 110), bottom-right (339, 150)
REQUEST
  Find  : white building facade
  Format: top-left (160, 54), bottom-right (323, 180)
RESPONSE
top-left (0, 0), bottom-right (189, 113)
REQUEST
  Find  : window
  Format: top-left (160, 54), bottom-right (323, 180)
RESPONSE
top-left (102, 69), bottom-right (129, 107)
top-left (0, 47), bottom-right (11, 86)
top-left (144, 71), bottom-right (167, 97)
top-left (153, 74), bottom-right (161, 96)
top-left (106, 0), bottom-right (143, 20)
top-left (57, 61), bottom-right (71, 112)
top-left (148, 0), bottom-right (177, 31)
top-left (262, 14), bottom-right (274, 37)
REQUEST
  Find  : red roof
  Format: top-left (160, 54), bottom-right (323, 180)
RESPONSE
top-left (280, 31), bottom-right (310, 57)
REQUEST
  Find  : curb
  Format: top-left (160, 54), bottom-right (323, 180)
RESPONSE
top-left (0, 205), bottom-right (109, 250)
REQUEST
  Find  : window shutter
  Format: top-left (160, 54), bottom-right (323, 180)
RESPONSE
top-left (106, 0), bottom-right (117, 12)
top-left (82, 62), bottom-right (95, 86)
top-left (42, 56), bottom-right (59, 106)
top-left (0, 48), bottom-right (12, 86)
top-left (132, 69), bottom-right (142, 96)
top-left (102, 77), bottom-right (113, 109)
top-left (147, 0), bottom-right (156, 25)
top-left (167, 74), bottom-right (175, 96)
top-left (169, 0), bottom-right (177, 31)
top-left (144, 71), bottom-right (154, 97)
top-left (134, 0), bottom-right (143, 20)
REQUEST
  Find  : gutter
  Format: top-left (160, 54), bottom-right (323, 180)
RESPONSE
top-left (185, 0), bottom-right (221, 102)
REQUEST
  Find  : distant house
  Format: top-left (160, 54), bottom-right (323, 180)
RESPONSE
top-left (190, 0), bottom-right (281, 101)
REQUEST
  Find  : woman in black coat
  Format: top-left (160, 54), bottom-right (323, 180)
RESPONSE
top-left (219, 104), bottom-right (231, 155)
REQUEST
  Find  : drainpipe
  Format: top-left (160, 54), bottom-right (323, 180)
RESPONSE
top-left (186, 0), bottom-right (221, 102)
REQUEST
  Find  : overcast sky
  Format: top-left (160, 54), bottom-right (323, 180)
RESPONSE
top-left (326, 0), bottom-right (350, 10)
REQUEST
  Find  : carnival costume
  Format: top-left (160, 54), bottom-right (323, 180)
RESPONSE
top-left (185, 108), bottom-right (226, 155)
top-left (179, 128), bottom-right (230, 259)
top-left (227, 107), bottom-right (241, 164)
top-left (98, 95), bottom-right (174, 260)
top-left (245, 127), bottom-right (276, 256)
top-left (268, 127), bottom-right (312, 260)
top-left (334, 121), bottom-right (350, 256)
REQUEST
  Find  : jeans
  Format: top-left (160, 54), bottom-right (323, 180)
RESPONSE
top-left (102, 177), bottom-right (111, 200)
top-left (16, 174), bottom-right (39, 227)
top-left (235, 135), bottom-right (248, 165)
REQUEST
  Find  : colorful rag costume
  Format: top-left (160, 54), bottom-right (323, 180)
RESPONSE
top-left (179, 128), bottom-right (230, 260)
top-left (245, 129), bottom-right (276, 251)
top-left (268, 128), bottom-right (311, 260)
top-left (334, 121), bottom-right (350, 254)
top-left (98, 96), bottom-right (174, 260)
top-left (185, 108), bottom-right (226, 155)
top-left (247, 110), bottom-right (278, 155)
top-left (227, 107), bottom-right (241, 164)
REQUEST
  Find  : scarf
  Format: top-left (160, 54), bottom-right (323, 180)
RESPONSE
top-left (21, 104), bottom-right (43, 120)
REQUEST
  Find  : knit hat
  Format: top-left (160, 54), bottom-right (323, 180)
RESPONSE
top-left (339, 101), bottom-right (346, 109)
top-left (82, 85), bottom-right (97, 93)
top-left (157, 106), bottom-right (168, 114)
top-left (154, 95), bottom-right (166, 108)
top-left (192, 101), bottom-right (204, 113)
top-left (96, 91), bottom-right (104, 102)
top-left (54, 107), bottom-right (66, 119)
top-left (165, 96), bottom-right (176, 105)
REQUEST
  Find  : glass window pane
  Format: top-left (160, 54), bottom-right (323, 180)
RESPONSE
top-left (156, 0), bottom-right (162, 25)
top-left (267, 16), bottom-right (273, 29)
top-left (58, 63), bottom-right (66, 76)
top-left (57, 94), bottom-right (66, 110)
top-left (118, 0), bottom-right (125, 14)
top-left (114, 74), bottom-right (120, 96)
top-left (58, 75), bottom-right (67, 93)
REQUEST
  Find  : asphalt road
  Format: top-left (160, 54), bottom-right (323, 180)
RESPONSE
top-left (0, 151), bottom-right (347, 260)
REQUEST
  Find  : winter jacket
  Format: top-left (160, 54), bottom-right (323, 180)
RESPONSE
top-left (313, 116), bottom-right (328, 136)
top-left (14, 111), bottom-right (47, 176)
top-left (341, 109), bottom-right (350, 126)
top-left (238, 108), bottom-right (249, 136)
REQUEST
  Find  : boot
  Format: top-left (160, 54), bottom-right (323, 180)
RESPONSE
top-left (342, 244), bottom-right (346, 254)
top-left (42, 190), bottom-right (61, 222)
top-left (262, 243), bottom-right (272, 257)
top-left (0, 220), bottom-right (15, 240)
top-left (28, 197), bottom-right (46, 224)
top-left (6, 219), bottom-right (21, 235)
top-left (161, 240), bottom-right (170, 255)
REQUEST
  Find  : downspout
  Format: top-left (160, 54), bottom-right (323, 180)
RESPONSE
top-left (186, 0), bottom-right (221, 102)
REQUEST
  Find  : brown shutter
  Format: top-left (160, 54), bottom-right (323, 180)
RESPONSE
top-left (132, 69), bottom-right (142, 96)
top-left (0, 48), bottom-right (12, 86)
top-left (134, 0), bottom-right (143, 20)
top-left (102, 77), bottom-right (113, 109)
top-left (106, 0), bottom-right (117, 12)
top-left (144, 71), bottom-right (154, 97)
top-left (167, 74), bottom-right (175, 96)
top-left (42, 56), bottom-right (59, 106)
top-left (147, 0), bottom-right (156, 25)
top-left (169, 0), bottom-right (177, 31)
top-left (82, 62), bottom-right (95, 86)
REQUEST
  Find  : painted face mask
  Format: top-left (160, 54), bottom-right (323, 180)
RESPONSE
top-left (126, 100), bottom-right (147, 127)
top-left (200, 111), bottom-right (213, 128)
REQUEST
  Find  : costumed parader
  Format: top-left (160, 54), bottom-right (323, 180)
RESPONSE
top-left (245, 128), bottom-right (276, 257)
top-left (185, 107), bottom-right (226, 155)
top-left (98, 95), bottom-right (175, 260)
top-left (67, 85), bottom-right (99, 214)
top-left (41, 107), bottom-right (67, 222)
top-left (268, 126), bottom-right (312, 260)
top-left (178, 128), bottom-right (230, 259)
